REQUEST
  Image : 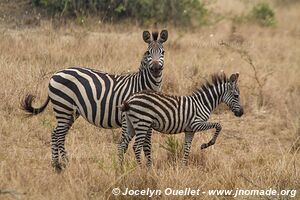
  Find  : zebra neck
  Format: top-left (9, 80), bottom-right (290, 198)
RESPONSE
top-left (137, 67), bottom-right (162, 92)
top-left (192, 84), bottom-right (225, 115)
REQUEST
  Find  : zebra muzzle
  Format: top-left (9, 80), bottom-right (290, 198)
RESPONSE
top-left (234, 108), bottom-right (244, 117)
top-left (150, 63), bottom-right (163, 77)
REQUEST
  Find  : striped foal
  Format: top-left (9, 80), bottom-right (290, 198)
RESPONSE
top-left (21, 30), bottom-right (168, 172)
top-left (118, 72), bottom-right (243, 167)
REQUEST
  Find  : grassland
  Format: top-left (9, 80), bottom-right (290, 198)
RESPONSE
top-left (0, 1), bottom-right (300, 200)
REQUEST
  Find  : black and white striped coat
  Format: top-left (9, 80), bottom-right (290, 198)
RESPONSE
top-left (21, 30), bottom-right (168, 172)
top-left (118, 72), bottom-right (244, 167)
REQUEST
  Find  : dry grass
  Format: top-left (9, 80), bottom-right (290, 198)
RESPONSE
top-left (0, 1), bottom-right (300, 200)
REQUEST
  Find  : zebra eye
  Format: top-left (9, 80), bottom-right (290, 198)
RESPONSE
top-left (234, 94), bottom-right (239, 98)
top-left (161, 50), bottom-right (165, 55)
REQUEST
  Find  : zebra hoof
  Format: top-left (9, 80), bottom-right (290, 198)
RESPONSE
top-left (60, 162), bottom-right (67, 170)
top-left (200, 143), bottom-right (209, 149)
top-left (59, 157), bottom-right (69, 170)
top-left (181, 161), bottom-right (188, 166)
top-left (55, 165), bottom-right (63, 173)
top-left (146, 163), bottom-right (153, 169)
top-left (52, 162), bottom-right (63, 173)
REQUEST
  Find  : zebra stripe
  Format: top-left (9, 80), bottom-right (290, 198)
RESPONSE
top-left (21, 30), bottom-right (168, 172)
top-left (118, 72), bottom-right (244, 167)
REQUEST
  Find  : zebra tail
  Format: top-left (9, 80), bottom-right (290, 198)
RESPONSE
top-left (120, 101), bottom-right (131, 112)
top-left (125, 110), bottom-right (135, 137)
top-left (21, 94), bottom-right (50, 116)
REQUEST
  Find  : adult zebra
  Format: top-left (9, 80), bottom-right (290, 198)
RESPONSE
top-left (118, 72), bottom-right (244, 167)
top-left (21, 30), bottom-right (168, 171)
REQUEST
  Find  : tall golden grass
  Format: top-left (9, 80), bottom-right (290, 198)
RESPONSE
top-left (0, 1), bottom-right (299, 200)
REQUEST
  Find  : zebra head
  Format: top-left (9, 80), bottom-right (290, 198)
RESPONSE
top-left (142, 30), bottom-right (168, 78)
top-left (223, 73), bottom-right (244, 117)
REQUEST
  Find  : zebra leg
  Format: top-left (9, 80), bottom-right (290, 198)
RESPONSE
top-left (51, 128), bottom-right (60, 170)
top-left (118, 128), bottom-right (127, 165)
top-left (182, 132), bottom-right (195, 165)
top-left (118, 127), bottom-right (135, 165)
top-left (143, 129), bottom-right (153, 168)
top-left (51, 108), bottom-right (78, 172)
top-left (51, 122), bottom-right (73, 172)
top-left (56, 123), bottom-right (71, 168)
top-left (199, 122), bottom-right (222, 149)
top-left (118, 113), bottom-right (136, 165)
top-left (133, 124), bottom-right (150, 165)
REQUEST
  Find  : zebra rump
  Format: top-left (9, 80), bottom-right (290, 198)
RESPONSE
top-left (120, 101), bottom-right (131, 112)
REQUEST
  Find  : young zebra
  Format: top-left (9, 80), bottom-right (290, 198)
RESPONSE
top-left (21, 30), bottom-right (168, 172)
top-left (118, 72), bottom-right (243, 167)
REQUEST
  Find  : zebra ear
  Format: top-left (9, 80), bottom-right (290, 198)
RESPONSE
top-left (236, 72), bottom-right (239, 79)
top-left (159, 30), bottom-right (168, 43)
top-left (143, 31), bottom-right (151, 44)
top-left (229, 73), bottom-right (238, 83)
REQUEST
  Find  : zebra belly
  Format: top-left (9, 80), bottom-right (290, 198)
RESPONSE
top-left (153, 124), bottom-right (188, 135)
top-left (77, 95), bottom-right (123, 129)
top-left (151, 115), bottom-right (188, 134)
top-left (49, 90), bottom-right (122, 129)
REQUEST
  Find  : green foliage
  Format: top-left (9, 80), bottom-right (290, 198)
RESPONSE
top-left (232, 14), bottom-right (248, 24)
top-left (32, 0), bottom-right (207, 26)
top-left (250, 2), bottom-right (276, 27)
top-left (125, 0), bottom-right (207, 26)
top-left (33, 0), bottom-right (91, 17)
top-left (160, 136), bottom-right (183, 162)
top-left (232, 2), bottom-right (276, 27)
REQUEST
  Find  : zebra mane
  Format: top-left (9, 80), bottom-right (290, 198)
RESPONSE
top-left (152, 31), bottom-right (158, 41)
top-left (195, 72), bottom-right (228, 94)
top-left (138, 51), bottom-right (149, 70)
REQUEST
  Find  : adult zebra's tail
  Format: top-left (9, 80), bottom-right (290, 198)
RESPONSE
top-left (120, 100), bottom-right (136, 135)
top-left (120, 101), bottom-right (131, 112)
top-left (21, 94), bottom-right (50, 116)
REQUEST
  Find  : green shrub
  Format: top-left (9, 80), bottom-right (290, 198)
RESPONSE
top-left (250, 2), bottom-right (276, 27)
top-left (32, 0), bottom-right (207, 26)
top-left (160, 136), bottom-right (183, 162)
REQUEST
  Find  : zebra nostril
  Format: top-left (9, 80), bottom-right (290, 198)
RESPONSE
top-left (150, 62), bottom-right (163, 78)
top-left (234, 108), bottom-right (244, 117)
top-left (240, 108), bottom-right (244, 116)
top-left (152, 62), bottom-right (162, 71)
